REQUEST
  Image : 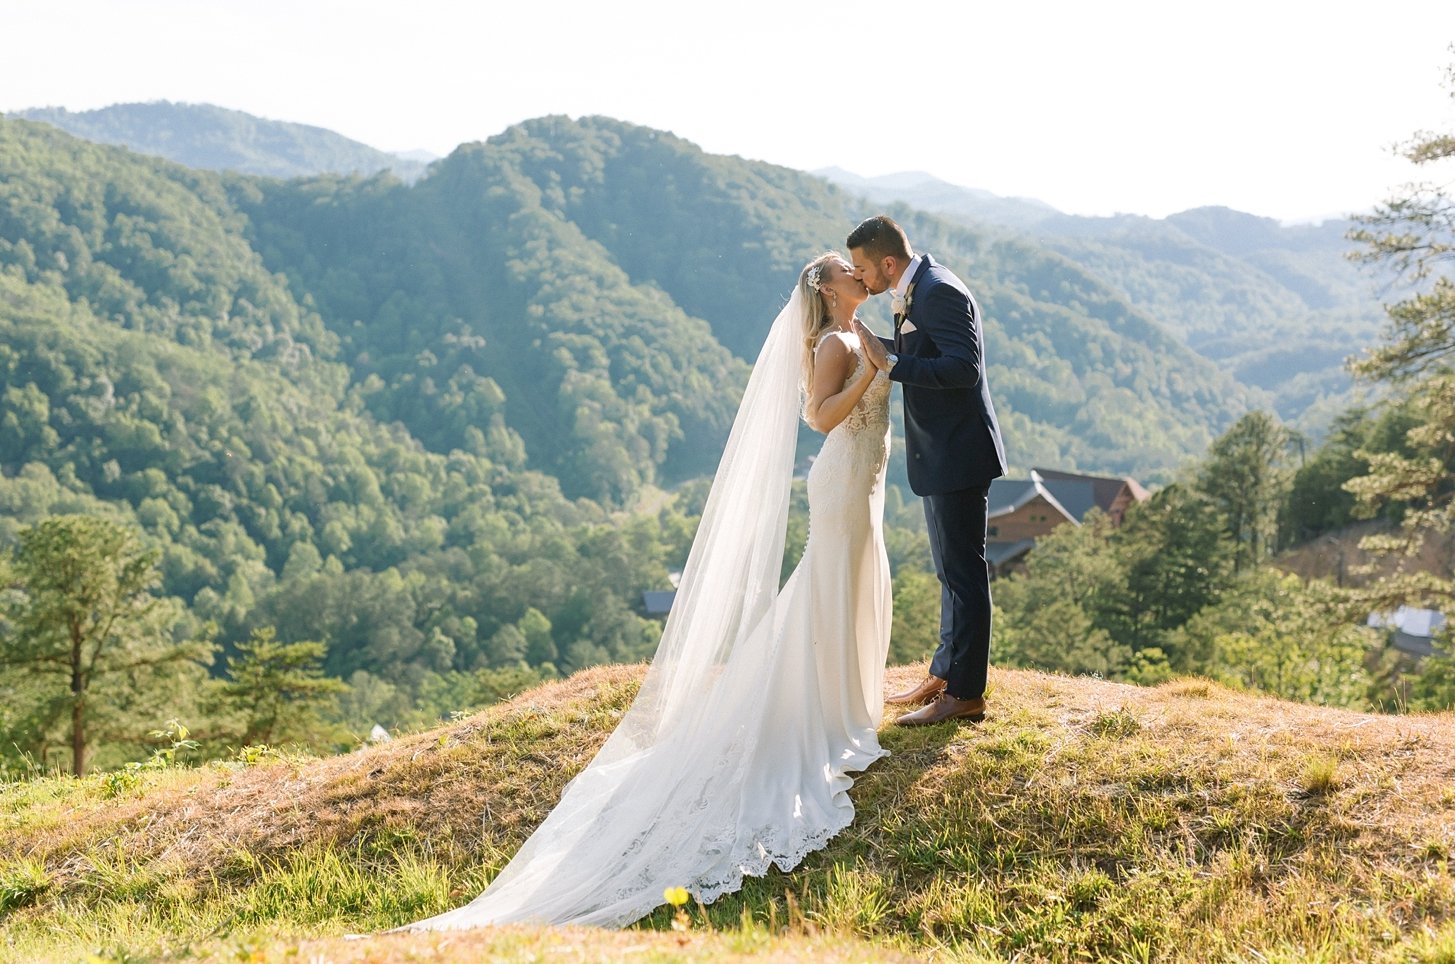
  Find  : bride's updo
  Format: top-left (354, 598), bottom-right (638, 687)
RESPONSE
top-left (798, 251), bottom-right (841, 398)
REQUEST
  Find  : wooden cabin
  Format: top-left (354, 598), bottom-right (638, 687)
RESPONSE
top-left (986, 468), bottom-right (1150, 578)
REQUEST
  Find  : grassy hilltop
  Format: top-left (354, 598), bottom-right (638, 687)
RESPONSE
top-left (2, 665), bottom-right (1454, 962)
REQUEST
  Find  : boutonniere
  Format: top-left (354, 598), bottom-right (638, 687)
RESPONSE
top-left (891, 282), bottom-right (916, 318)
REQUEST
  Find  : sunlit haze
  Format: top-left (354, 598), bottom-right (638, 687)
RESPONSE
top-left (3, 0), bottom-right (1453, 221)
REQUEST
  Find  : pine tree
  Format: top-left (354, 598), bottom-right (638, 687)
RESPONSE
top-left (1344, 53), bottom-right (1455, 611)
top-left (0, 515), bottom-right (208, 774)
top-left (217, 627), bottom-right (349, 747)
top-left (1196, 412), bottom-right (1295, 571)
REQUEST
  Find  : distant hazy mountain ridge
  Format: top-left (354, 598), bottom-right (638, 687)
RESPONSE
top-left (14, 101), bottom-right (429, 181)
top-left (819, 168), bottom-right (1387, 427)
top-left (817, 167), bottom-right (1061, 229)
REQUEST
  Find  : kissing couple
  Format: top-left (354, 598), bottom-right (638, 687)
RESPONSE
top-left (400, 215), bottom-right (1007, 931)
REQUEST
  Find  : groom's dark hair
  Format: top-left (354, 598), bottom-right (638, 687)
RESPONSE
top-left (846, 216), bottom-right (912, 261)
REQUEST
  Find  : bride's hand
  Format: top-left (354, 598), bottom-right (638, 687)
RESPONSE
top-left (851, 319), bottom-right (890, 371)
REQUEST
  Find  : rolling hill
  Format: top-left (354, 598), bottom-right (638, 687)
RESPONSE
top-left (2, 664), bottom-right (1451, 960)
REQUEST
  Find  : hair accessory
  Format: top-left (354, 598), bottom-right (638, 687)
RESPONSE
top-left (805, 263), bottom-right (824, 292)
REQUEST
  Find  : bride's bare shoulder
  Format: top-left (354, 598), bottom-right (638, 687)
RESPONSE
top-left (814, 330), bottom-right (856, 355)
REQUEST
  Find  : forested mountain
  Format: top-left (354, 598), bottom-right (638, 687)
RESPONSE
top-left (0, 117), bottom-right (679, 721)
top-left (13, 102), bottom-right (428, 181)
top-left (0, 113), bottom-right (1264, 744)
top-left (97, 109), bottom-right (1254, 485)
top-left (14, 102), bottom-right (1378, 437)
top-left (820, 169), bottom-right (1388, 431)
top-left (6, 104), bottom-right (1266, 475)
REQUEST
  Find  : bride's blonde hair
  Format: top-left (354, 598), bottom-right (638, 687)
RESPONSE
top-left (797, 252), bottom-right (842, 404)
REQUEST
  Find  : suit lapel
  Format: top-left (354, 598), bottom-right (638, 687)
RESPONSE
top-left (908, 254), bottom-right (932, 298)
top-left (897, 255), bottom-right (933, 351)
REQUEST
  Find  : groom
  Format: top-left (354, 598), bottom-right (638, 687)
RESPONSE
top-left (849, 216), bottom-right (1007, 726)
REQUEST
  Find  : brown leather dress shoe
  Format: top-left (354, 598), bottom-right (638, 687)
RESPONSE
top-left (894, 693), bottom-right (987, 726)
top-left (885, 674), bottom-right (947, 706)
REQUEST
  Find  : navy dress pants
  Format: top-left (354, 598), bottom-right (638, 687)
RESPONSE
top-left (923, 485), bottom-right (992, 700)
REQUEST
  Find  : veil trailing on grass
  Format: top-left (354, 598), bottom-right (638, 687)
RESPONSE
top-left (405, 286), bottom-right (810, 929)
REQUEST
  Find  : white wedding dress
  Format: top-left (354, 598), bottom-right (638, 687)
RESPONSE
top-left (404, 292), bottom-right (892, 931)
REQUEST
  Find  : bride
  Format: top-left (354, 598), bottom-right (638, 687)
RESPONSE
top-left (404, 253), bottom-right (894, 930)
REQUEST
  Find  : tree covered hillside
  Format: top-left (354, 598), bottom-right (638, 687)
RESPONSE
top-left (1038, 207), bottom-right (1384, 421)
top-left (0, 118), bottom-right (679, 759)
top-left (0, 113), bottom-right (1264, 761)
top-left (235, 114), bottom-right (1261, 489)
top-left (821, 169), bottom-right (1388, 431)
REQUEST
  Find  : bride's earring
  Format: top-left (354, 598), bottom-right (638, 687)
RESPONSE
top-left (829, 292), bottom-right (839, 310)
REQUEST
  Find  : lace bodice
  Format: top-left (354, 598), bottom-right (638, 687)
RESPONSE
top-left (804, 335), bottom-right (891, 505)
top-left (811, 330), bottom-right (890, 437)
top-left (840, 349), bottom-right (891, 435)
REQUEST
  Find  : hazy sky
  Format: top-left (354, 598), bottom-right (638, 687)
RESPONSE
top-left (3, 0), bottom-right (1453, 222)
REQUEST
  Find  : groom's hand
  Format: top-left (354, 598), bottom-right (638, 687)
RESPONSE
top-left (853, 319), bottom-right (891, 370)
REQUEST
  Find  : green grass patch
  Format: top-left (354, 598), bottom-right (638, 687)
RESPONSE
top-left (1, 665), bottom-right (1453, 962)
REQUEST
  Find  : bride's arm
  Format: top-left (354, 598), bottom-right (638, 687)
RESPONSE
top-left (805, 335), bottom-right (880, 434)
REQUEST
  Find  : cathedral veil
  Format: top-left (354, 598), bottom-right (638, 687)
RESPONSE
top-left (403, 286), bottom-right (811, 930)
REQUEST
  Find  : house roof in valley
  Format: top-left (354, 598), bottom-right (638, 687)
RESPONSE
top-left (1037, 467), bottom-right (1150, 507)
top-left (989, 468), bottom-right (1148, 525)
top-left (1367, 606), bottom-right (1448, 657)
top-left (988, 472), bottom-right (1079, 524)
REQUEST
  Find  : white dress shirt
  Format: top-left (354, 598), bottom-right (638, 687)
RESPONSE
top-left (893, 254), bottom-right (924, 307)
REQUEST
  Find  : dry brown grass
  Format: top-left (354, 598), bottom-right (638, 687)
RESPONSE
top-left (4, 663), bottom-right (1455, 961)
top-left (8, 662), bottom-right (1455, 887)
top-left (202, 924), bottom-right (918, 963)
top-left (3, 665), bottom-right (644, 889)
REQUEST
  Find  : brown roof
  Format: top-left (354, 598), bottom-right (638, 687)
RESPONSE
top-left (1033, 468), bottom-right (1149, 512)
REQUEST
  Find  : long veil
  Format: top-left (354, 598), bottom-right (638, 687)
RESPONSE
top-left (405, 285), bottom-right (811, 930)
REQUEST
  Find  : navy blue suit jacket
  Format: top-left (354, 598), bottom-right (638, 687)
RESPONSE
top-left (884, 254), bottom-right (1007, 496)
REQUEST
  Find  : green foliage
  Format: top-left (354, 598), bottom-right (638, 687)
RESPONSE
top-left (215, 627), bottom-right (349, 748)
top-left (99, 719), bottom-right (200, 798)
top-left (995, 457), bottom-right (1374, 707)
top-left (995, 510), bottom-right (1132, 677)
top-left (1195, 411), bottom-right (1296, 570)
top-left (1339, 57), bottom-right (1455, 614)
top-left (0, 514), bottom-right (210, 774)
top-left (1405, 649), bottom-right (1455, 711)
top-left (997, 486), bottom-right (1237, 681)
top-left (409, 663), bottom-right (556, 723)
top-left (1281, 404), bottom-right (1422, 543)
top-left (888, 569), bottom-right (941, 666)
top-left (1173, 569), bottom-right (1375, 706)
top-left (0, 856), bottom-right (51, 914)
top-left (1115, 483), bottom-right (1236, 655)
